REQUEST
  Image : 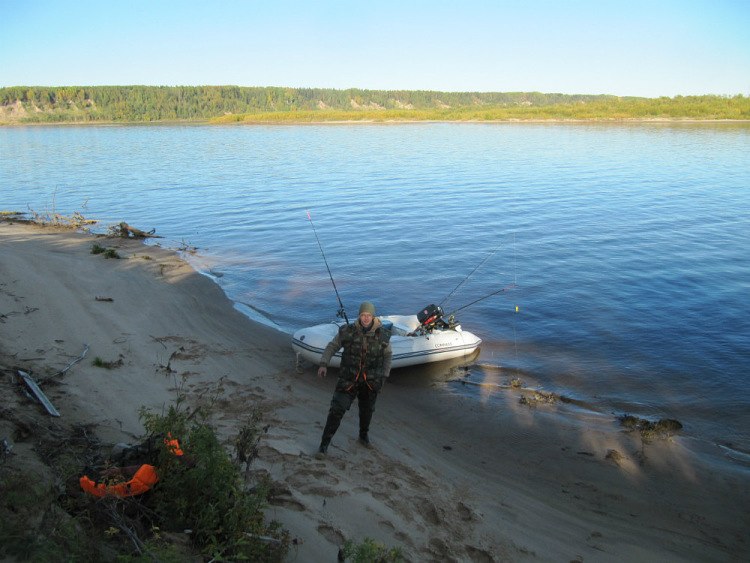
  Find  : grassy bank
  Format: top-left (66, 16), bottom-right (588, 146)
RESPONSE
top-left (213, 96), bottom-right (750, 123)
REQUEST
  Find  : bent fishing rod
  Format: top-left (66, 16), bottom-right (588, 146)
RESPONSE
top-left (306, 211), bottom-right (349, 324)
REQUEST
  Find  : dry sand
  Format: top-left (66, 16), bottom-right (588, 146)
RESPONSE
top-left (1, 220), bottom-right (747, 562)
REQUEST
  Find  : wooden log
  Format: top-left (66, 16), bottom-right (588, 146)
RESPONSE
top-left (117, 222), bottom-right (159, 238)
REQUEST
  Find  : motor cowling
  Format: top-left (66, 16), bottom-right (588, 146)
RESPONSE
top-left (417, 304), bottom-right (444, 328)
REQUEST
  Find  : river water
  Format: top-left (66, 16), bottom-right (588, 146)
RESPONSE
top-left (2, 122), bottom-right (748, 470)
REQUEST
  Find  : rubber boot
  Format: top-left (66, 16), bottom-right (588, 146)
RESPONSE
top-left (316, 411), bottom-right (342, 458)
top-left (358, 407), bottom-right (373, 449)
top-left (358, 432), bottom-right (372, 448)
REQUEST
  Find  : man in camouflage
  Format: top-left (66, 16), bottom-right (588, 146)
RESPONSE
top-left (316, 301), bottom-right (392, 457)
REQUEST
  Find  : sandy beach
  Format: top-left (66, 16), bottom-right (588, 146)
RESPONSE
top-left (1, 220), bottom-right (747, 562)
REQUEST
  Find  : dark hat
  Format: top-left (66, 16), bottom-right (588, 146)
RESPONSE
top-left (358, 301), bottom-right (376, 315)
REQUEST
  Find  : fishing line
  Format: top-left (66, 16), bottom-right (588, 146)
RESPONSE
top-left (512, 232), bottom-right (519, 366)
top-left (446, 235), bottom-right (519, 317)
top-left (447, 282), bottom-right (517, 317)
top-left (306, 210), bottom-right (349, 324)
top-left (439, 245), bottom-right (501, 308)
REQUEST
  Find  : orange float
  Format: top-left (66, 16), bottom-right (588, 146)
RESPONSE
top-left (79, 435), bottom-right (184, 497)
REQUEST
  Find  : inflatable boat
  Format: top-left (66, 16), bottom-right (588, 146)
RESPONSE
top-left (291, 304), bottom-right (482, 369)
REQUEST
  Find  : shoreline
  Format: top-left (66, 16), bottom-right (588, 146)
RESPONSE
top-left (2, 117), bottom-right (750, 127)
top-left (1, 220), bottom-right (747, 561)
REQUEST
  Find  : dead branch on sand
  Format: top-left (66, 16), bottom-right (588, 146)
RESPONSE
top-left (110, 222), bottom-right (161, 239)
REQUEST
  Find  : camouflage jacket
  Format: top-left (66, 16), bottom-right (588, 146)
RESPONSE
top-left (319, 317), bottom-right (392, 383)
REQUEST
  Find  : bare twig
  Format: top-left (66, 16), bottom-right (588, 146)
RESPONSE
top-left (103, 501), bottom-right (147, 555)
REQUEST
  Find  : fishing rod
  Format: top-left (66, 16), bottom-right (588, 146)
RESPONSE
top-left (447, 282), bottom-right (517, 317)
top-left (306, 211), bottom-right (349, 324)
top-left (439, 245), bottom-right (501, 308)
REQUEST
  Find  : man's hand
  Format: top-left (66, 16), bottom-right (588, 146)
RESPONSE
top-left (317, 366), bottom-right (327, 378)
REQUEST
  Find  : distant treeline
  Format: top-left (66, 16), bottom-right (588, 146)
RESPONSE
top-left (1, 85), bottom-right (747, 123)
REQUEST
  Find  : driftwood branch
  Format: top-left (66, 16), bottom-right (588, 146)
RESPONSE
top-left (35, 344), bottom-right (90, 384)
top-left (56, 344), bottom-right (89, 378)
top-left (114, 222), bottom-right (160, 238)
top-left (103, 500), bottom-right (148, 555)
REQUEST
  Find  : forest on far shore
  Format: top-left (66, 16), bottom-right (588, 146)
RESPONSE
top-left (1, 85), bottom-right (748, 123)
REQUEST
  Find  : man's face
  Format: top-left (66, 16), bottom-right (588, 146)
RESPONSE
top-left (359, 312), bottom-right (373, 326)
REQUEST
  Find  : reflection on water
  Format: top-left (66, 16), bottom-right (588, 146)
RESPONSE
top-left (389, 350), bottom-right (481, 387)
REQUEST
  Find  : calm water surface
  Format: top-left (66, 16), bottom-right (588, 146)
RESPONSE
top-left (2, 122), bottom-right (749, 468)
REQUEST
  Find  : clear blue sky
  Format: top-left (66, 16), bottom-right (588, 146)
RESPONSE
top-left (1, 0), bottom-right (748, 97)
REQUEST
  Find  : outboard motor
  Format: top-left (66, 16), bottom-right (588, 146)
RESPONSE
top-left (417, 304), bottom-right (446, 331)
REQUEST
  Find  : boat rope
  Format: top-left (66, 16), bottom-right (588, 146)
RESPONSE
top-left (306, 210), bottom-right (349, 324)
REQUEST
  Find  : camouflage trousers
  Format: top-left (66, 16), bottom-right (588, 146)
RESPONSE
top-left (320, 379), bottom-right (382, 447)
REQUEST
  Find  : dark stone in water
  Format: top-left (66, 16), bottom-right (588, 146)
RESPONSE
top-left (654, 418), bottom-right (683, 432)
top-left (617, 414), bottom-right (683, 440)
